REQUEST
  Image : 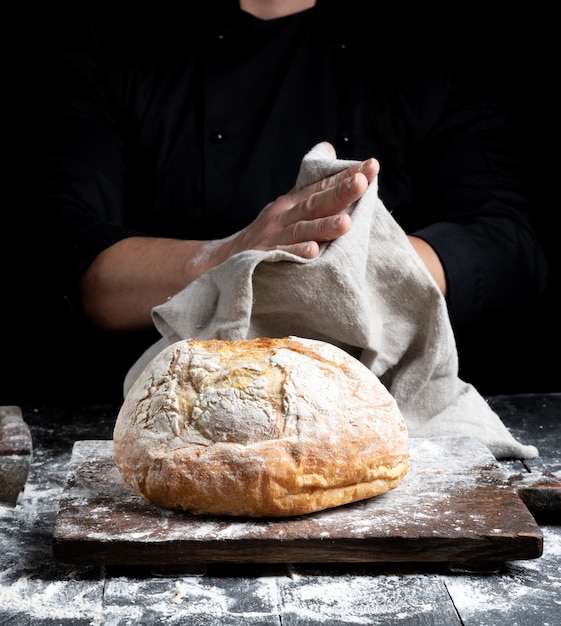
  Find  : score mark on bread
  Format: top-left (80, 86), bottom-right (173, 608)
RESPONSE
top-left (113, 336), bottom-right (409, 517)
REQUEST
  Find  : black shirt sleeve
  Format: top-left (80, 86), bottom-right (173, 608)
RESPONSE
top-left (409, 77), bottom-right (549, 332)
top-left (7, 6), bottom-right (549, 336)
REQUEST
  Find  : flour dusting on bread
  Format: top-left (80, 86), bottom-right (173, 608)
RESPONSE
top-left (113, 336), bottom-right (409, 517)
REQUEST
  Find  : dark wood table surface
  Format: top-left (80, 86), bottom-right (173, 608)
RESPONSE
top-left (1, 394), bottom-right (560, 625)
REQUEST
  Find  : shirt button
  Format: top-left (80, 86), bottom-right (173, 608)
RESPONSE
top-left (209, 132), bottom-right (226, 143)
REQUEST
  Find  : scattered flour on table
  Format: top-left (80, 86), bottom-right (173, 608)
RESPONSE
top-left (278, 572), bottom-right (444, 624)
top-left (103, 575), bottom-right (279, 620)
top-left (445, 526), bottom-right (561, 620)
top-left (0, 578), bottom-right (103, 623)
top-left (57, 436), bottom-right (501, 546)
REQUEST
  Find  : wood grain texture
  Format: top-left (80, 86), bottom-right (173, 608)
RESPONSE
top-left (52, 436), bottom-right (542, 568)
top-left (489, 393), bottom-right (561, 517)
top-left (0, 405), bottom-right (32, 506)
top-left (2, 395), bottom-right (559, 625)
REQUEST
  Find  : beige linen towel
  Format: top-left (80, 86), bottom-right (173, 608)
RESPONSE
top-left (124, 143), bottom-right (538, 460)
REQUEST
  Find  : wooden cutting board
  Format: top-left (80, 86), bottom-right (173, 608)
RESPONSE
top-left (52, 436), bottom-right (542, 569)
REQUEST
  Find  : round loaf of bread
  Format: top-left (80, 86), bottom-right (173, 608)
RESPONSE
top-left (113, 336), bottom-right (409, 517)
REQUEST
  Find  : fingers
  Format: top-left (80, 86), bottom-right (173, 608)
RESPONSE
top-left (273, 211), bottom-right (352, 259)
top-left (288, 210), bottom-right (352, 249)
top-left (313, 157), bottom-right (379, 195)
top-left (319, 141), bottom-right (336, 156)
top-left (292, 158), bottom-right (379, 222)
top-left (273, 157), bottom-right (379, 257)
top-left (229, 154), bottom-right (379, 261)
top-left (276, 173), bottom-right (363, 256)
top-left (305, 171), bottom-right (367, 218)
top-left (279, 240), bottom-right (321, 259)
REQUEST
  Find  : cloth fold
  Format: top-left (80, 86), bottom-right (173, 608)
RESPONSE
top-left (124, 143), bottom-right (538, 460)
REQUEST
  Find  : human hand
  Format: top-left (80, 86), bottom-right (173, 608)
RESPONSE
top-left (224, 143), bottom-right (379, 260)
top-left (78, 144), bottom-right (379, 332)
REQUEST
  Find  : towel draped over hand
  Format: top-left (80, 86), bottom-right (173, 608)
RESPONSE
top-left (124, 144), bottom-right (538, 460)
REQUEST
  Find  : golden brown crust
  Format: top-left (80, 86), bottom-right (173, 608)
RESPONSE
top-left (113, 336), bottom-right (409, 517)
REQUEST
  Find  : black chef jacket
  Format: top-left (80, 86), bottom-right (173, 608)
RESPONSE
top-left (5, 2), bottom-right (548, 393)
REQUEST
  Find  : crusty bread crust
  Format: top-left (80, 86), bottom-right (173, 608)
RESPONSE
top-left (113, 336), bottom-right (409, 517)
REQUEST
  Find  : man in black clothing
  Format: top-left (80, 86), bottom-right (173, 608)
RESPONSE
top-left (3, 1), bottom-right (551, 404)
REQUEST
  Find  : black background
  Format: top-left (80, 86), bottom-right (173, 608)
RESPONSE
top-left (2, 5), bottom-right (559, 405)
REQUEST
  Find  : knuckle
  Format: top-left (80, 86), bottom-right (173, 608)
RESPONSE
top-left (289, 219), bottom-right (305, 241)
top-left (302, 193), bottom-right (316, 216)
